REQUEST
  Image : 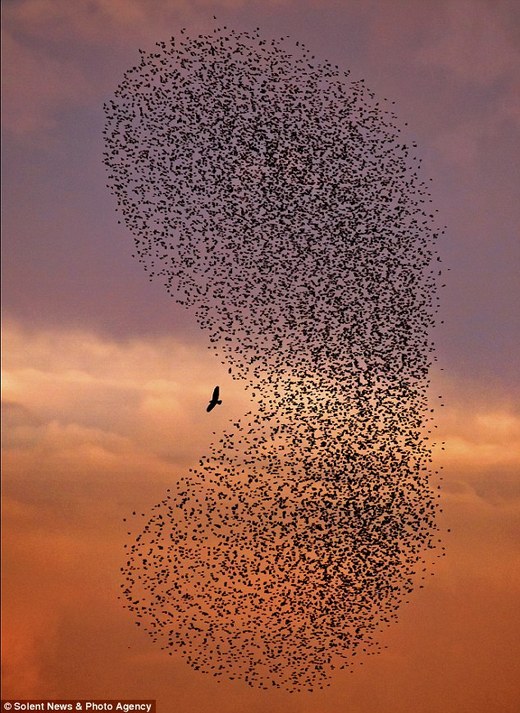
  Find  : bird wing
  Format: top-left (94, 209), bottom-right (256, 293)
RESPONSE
top-left (206, 401), bottom-right (215, 413)
top-left (212, 385), bottom-right (220, 401)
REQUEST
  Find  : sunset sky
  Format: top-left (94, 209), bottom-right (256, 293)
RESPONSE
top-left (2, 1), bottom-right (520, 712)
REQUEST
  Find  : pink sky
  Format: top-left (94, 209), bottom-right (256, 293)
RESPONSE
top-left (2, 1), bottom-right (520, 711)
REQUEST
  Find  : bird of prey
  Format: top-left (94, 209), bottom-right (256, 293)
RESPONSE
top-left (206, 386), bottom-right (222, 412)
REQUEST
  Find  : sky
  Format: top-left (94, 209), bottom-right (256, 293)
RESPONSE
top-left (2, 1), bottom-right (520, 711)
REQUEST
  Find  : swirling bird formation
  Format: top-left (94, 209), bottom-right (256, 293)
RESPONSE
top-left (103, 26), bottom-right (445, 691)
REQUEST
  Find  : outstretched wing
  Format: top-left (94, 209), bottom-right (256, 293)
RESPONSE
top-left (212, 385), bottom-right (220, 401)
top-left (206, 401), bottom-right (216, 413)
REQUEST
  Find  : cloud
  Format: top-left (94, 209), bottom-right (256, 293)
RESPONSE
top-left (1, 0), bottom-right (198, 139)
top-left (5, 0), bottom-right (187, 46)
top-left (1, 315), bottom-right (248, 697)
top-left (410, 0), bottom-right (520, 169)
top-left (436, 407), bottom-right (520, 470)
top-left (1, 599), bottom-right (59, 698)
top-left (428, 374), bottom-right (520, 505)
top-left (433, 92), bottom-right (520, 169)
top-left (2, 319), bottom-right (251, 474)
top-left (1, 28), bottom-right (95, 138)
top-left (2, 318), bottom-right (520, 708)
top-left (416, 0), bottom-right (520, 86)
top-left (4, 317), bottom-right (519, 491)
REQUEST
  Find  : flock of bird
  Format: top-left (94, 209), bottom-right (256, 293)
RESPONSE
top-left (103, 25), bottom-right (446, 692)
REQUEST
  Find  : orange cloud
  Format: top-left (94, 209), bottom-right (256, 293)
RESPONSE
top-left (434, 406), bottom-right (520, 469)
top-left (3, 319), bottom-right (251, 467)
top-left (3, 318), bottom-right (520, 710)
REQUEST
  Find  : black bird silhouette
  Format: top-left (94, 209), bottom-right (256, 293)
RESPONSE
top-left (206, 386), bottom-right (222, 412)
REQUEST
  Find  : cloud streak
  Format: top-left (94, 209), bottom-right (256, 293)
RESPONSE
top-left (3, 319), bottom-right (251, 464)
